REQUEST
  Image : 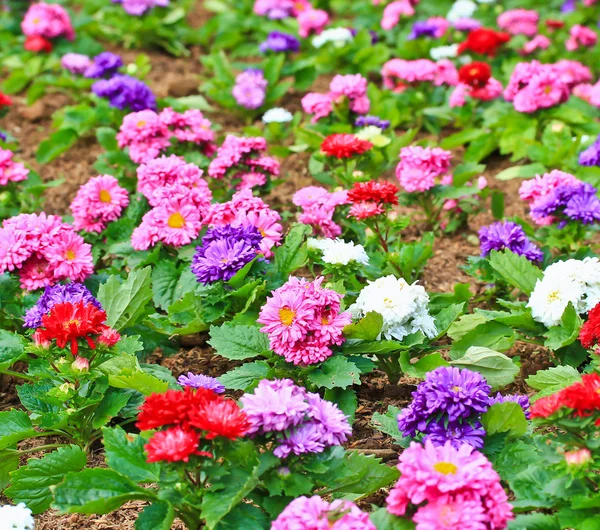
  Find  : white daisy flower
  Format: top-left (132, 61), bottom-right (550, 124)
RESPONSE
top-left (312, 27), bottom-right (353, 49)
top-left (262, 107), bottom-right (293, 124)
top-left (0, 503), bottom-right (35, 530)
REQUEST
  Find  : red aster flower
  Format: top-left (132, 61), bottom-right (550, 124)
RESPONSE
top-left (558, 373), bottom-right (600, 417)
top-left (24, 35), bottom-right (53, 53)
top-left (97, 327), bottom-right (121, 347)
top-left (579, 303), bottom-right (600, 349)
top-left (348, 201), bottom-right (385, 220)
top-left (0, 93), bottom-right (12, 108)
top-left (38, 301), bottom-right (108, 355)
top-left (458, 28), bottom-right (511, 56)
top-left (530, 393), bottom-right (563, 419)
top-left (145, 426), bottom-right (212, 463)
top-left (189, 398), bottom-right (250, 440)
top-left (347, 181), bottom-right (399, 205)
top-left (321, 134), bottom-right (373, 159)
top-left (546, 20), bottom-right (565, 30)
top-left (137, 387), bottom-right (220, 431)
top-left (458, 62), bottom-right (492, 88)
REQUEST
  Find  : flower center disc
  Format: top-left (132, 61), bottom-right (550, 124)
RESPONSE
top-left (433, 461), bottom-right (458, 475)
top-left (168, 212), bottom-right (185, 229)
top-left (279, 308), bottom-right (295, 326)
top-left (99, 189), bottom-right (112, 203)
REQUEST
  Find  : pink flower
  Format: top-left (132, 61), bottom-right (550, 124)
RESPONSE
top-left (0, 149), bottom-right (29, 186)
top-left (553, 60), bottom-right (592, 88)
top-left (44, 231), bottom-right (94, 282)
top-left (413, 493), bottom-right (487, 530)
top-left (523, 35), bottom-right (550, 55)
top-left (301, 93), bottom-right (333, 123)
top-left (329, 74), bottom-right (368, 101)
top-left (21, 2), bottom-right (75, 41)
top-left (117, 109), bottom-right (170, 164)
top-left (70, 175), bottom-right (129, 233)
top-left (451, 77), bottom-right (503, 107)
top-left (293, 186), bottom-right (348, 237)
top-left (381, 0), bottom-right (415, 31)
top-left (381, 59), bottom-right (456, 92)
top-left (237, 171), bottom-right (267, 190)
top-left (297, 9), bottom-right (329, 38)
top-left (497, 9), bottom-right (539, 37)
top-left (564, 448), bottom-right (592, 466)
top-left (566, 25), bottom-right (597, 52)
top-left (396, 146), bottom-right (452, 192)
top-left (19, 255), bottom-right (55, 291)
top-left (159, 108), bottom-right (215, 153)
top-left (348, 201), bottom-right (385, 219)
top-left (236, 208), bottom-right (282, 256)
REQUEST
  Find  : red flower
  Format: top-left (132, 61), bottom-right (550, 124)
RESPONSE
top-left (321, 134), bottom-right (373, 159)
top-left (458, 28), bottom-right (511, 56)
top-left (558, 373), bottom-right (600, 416)
top-left (0, 93), bottom-right (12, 108)
top-left (546, 20), bottom-right (565, 30)
top-left (458, 62), bottom-right (492, 88)
top-left (145, 426), bottom-right (212, 463)
top-left (98, 327), bottom-right (121, 347)
top-left (347, 181), bottom-right (399, 205)
top-left (579, 303), bottom-right (600, 349)
top-left (188, 399), bottom-right (250, 440)
top-left (530, 393), bottom-right (563, 419)
top-left (24, 35), bottom-right (53, 53)
top-left (38, 301), bottom-right (108, 355)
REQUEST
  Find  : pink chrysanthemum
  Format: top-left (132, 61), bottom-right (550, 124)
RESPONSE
top-left (566, 24), bottom-right (598, 52)
top-left (497, 9), bottom-right (538, 37)
top-left (44, 231), bottom-right (94, 282)
top-left (382, 59), bottom-right (457, 93)
top-left (293, 186), bottom-right (348, 237)
top-left (301, 93), bottom-right (334, 123)
top-left (413, 493), bottom-right (488, 530)
top-left (159, 108), bottom-right (216, 154)
top-left (117, 109), bottom-right (171, 164)
top-left (396, 146), bottom-right (452, 192)
top-left (0, 149), bottom-right (29, 186)
top-left (21, 2), bottom-right (75, 41)
top-left (70, 175), bottom-right (129, 233)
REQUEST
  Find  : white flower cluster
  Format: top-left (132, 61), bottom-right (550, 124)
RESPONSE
top-left (308, 238), bottom-right (370, 266)
top-left (430, 44), bottom-right (459, 61)
top-left (262, 107), bottom-right (293, 124)
top-left (528, 257), bottom-right (600, 327)
top-left (0, 503), bottom-right (35, 530)
top-left (312, 27), bottom-right (353, 49)
top-left (447, 0), bottom-right (477, 22)
top-left (350, 275), bottom-right (437, 341)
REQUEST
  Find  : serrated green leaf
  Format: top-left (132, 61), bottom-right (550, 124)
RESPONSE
top-left (135, 501), bottom-right (175, 530)
top-left (482, 402), bottom-right (528, 439)
top-left (544, 303), bottom-right (582, 351)
top-left (107, 371), bottom-right (168, 396)
top-left (450, 321), bottom-right (516, 358)
top-left (103, 426), bottom-right (160, 483)
top-left (0, 410), bottom-right (35, 451)
top-left (526, 366), bottom-right (581, 402)
top-left (151, 261), bottom-right (182, 311)
top-left (218, 361), bottom-right (271, 391)
top-left (509, 513), bottom-right (560, 530)
top-left (451, 346), bottom-right (518, 390)
top-left (371, 405), bottom-right (404, 444)
top-left (273, 224), bottom-right (311, 278)
top-left (0, 450), bottom-right (19, 490)
top-left (343, 312), bottom-right (383, 341)
top-left (0, 330), bottom-right (26, 371)
top-left (343, 340), bottom-right (405, 355)
top-left (208, 323), bottom-right (270, 360)
top-left (370, 508), bottom-right (415, 529)
top-left (488, 250), bottom-right (543, 294)
top-left (91, 388), bottom-right (131, 429)
top-left (307, 356), bottom-right (361, 390)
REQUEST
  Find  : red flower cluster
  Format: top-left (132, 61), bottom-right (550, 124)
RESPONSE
top-left (138, 388), bottom-right (250, 463)
top-left (0, 93), bottom-right (12, 109)
top-left (347, 180), bottom-right (399, 220)
top-left (546, 20), bottom-right (565, 30)
top-left (24, 35), bottom-right (53, 53)
top-left (321, 134), bottom-right (373, 159)
top-left (458, 28), bottom-right (511, 57)
top-left (458, 62), bottom-right (492, 88)
top-left (37, 301), bottom-right (111, 355)
top-left (579, 303), bottom-right (600, 349)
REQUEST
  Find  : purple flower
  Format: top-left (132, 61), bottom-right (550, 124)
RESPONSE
top-left (561, 0), bottom-right (577, 13)
top-left (479, 221), bottom-right (543, 262)
top-left (232, 69), bottom-right (268, 110)
top-left (178, 372), bottom-right (225, 393)
top-left (453, 18), bottom-right (482, 31)
top-left (92, 75), bottom-right (156, 111)
top-left (274, 423), bottom-right (325, 458)
top-left (25, 283), bottom-right (101, 329)
top-left (259, 31), bottom-right (300, 53)
top-left (355, 115), bottom-right (390, 130)
top-left (579, 138), bottom-right (600, 167)
top-left (84, 52), bottom-right (123, 79)
top-left (0, 132), bottom-right (6, 142)
top-left (489, 392), bottom-right (531, 419)
top-left (424, 420), bottom-right (486, 449)
top-left (306, 392), bottom-right (352, 446)
top-left (112, 0), bottom-right (169, 15)
top-left (61, 53), bottom-right (91, 75)
top-left (408, 20), bottom-right (440, 40)
top-left (191, 224), bottom-right (263, 284)
top-left (564, 184), bottom-right (600, 224)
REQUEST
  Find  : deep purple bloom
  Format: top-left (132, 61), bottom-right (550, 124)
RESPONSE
top-left (579, 138), bottom-right (600, 167)
top-left (424, 420), bottom-right (486, 449)
top-left (84, 52), bottom-right (123, 79)
top-left (489, 392), bottom-right (531, 419)
top-left (259, 31), bottom-right (300, 53)
top-left (355, 115), bottom-right (390, 130)
top-left (178, 372), bottom-right (225, 393)
top-left (479, 221), bottom-right (543, 262)
top-left (25, 283), bottom-right (101, 328)
top-left (564, 184), bottom-right (600, 224)
top-left (408, 20), bottom-right (440, 40)
top-left (232, 69), bottom-right (268, 110)
top-left (92, 75), bottom-right (156, 111)
top-left (191, 224), bottom-right (263, 284)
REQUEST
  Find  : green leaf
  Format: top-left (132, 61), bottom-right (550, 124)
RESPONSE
top-left (343, 340), bottom-right (404, 355)
top-left (36, 129), bottom-right (79, 164)
top-left (371, 405), bottom-right (404, 444)
top-left (1, 71), bottom-right (30, 94)
top-left (175, 95), bottom-right (211, 111)
top-left (216, 503), bottom-right (270, 530)
top-left (218, 361), bottom-right (271, 391)
top-left (343, 312), bottom-right (383, 341)
top-left (448, 313), bottom-right (489, 341)
top-left (440, 128), bottom-right (486, 150)
top-left (0, 410), bottom-right (35, 451)
top-left (451, 346), bottom-right (518, 390)
top-left (450, 321), bottom-right (516, 358)
top-left (370, 508), bottom-right (415, 529)
top-left (273, 224), bottom-right (311, 278)
top-left (152, 261), bottom-right (182, 311)
top-left (509, 514), bottom-right (560, 530)
top-left (208, 323), bottom-right (271, 360)
top-left (52, 468), bottom-right (152, 514)
top-left (0, 330), bottom-right (26, 370)
top-left (107, 371), bottom-right (169, 396)
top-left (544, 303), bottom-right (582, 350)
top-left (491, 190), bottom-right (505, 220)
top-left (324, 387), bottom-right (357, 422)
top-left (6, 446), bottom-right (86, 514)
top-left (481, 402), bottom-right (528, 439)
top-left (135, 501), bottom-right (175, 530)
top-left (307, 356), bottom-right (361, 390)
top-left (495, 163), bottom-right (547, 181)
top-left (526, 365), bottom-right (580, 401)
top-left (97, 268), bottom-right (153, 330)
top-left (91, 388), bottom-right (131, 429)
top-left (0, 450), bottom-right (19, 490)
top-left (103, 426), bottom-right (160, 483)
top-left (96, 127), bottom-right (118, 151)
top-left (401, 352), bottom-right (449, 378)
top-left (488, 250), bottom-right (543, 294)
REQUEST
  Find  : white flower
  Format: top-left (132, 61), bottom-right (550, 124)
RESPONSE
top-left (430, 44), bottom-right (459, 61)
top-left (0, 503), bottom-right (35, 530)
top-left (262, 107), bottom-right (293, 124)
top-left (447, 0), bottom-right (477, 22)
top-left (312, 27), bottom-right (354, 49)
top-left (350, 275), bottom-right (437, 341)
top-left (309, 238), bottom-right (369, 266)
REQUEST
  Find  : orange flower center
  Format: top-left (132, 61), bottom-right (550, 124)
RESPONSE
top-left (433, 462), bottom-right (458, 475)
top-left (33, 17), bottom-right (40, 23)
top-left (65, 250), bottom-right (76, 260)
top-left (168, 212), bottom-right (185, 229)
top-left (99, 189), bottom-right (112, 203)
top-left (279, 308), bottom-right (295, 326)
top-left (544, 85), bottom-right (552, 95)
top-left (137, 120), bottom-right (147, 127)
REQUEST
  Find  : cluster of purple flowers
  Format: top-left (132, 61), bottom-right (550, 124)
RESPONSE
top-left (177, 372), bottom-right (225, 393)
top-left (84, 52), bottom-right (123, 79)
top-left (92, 74), bottom-right (156, 111)
top-left (259, 31), bottom-right (300, 53)
top-left (530, 182), bottom-right (600, 226)
top-left (190, 224), bottom-right (263, 285)
top-left (24, 283), bottom-right (101, 329)
top-left (232, 69), bottom-right (268, 110)
top-left (397, 367), bottom-right (530, 449)
top-left (579, 135), bottom-right (600, 167)
top-left (354, 115), bottom-right (390, 130)
top-left (408, 20), bottom-right (442, 40)
top-left (479, 221), bottom-right (543, 262)
top-left (240, 378), bottom-right (351, 458)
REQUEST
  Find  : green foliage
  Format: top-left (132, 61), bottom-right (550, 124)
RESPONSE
top-left (450, 347), bottom-right (519, 389)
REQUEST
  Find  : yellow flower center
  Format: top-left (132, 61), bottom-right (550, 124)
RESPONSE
top-left (451, 385), bottom-right (462, 393)
top-left (469, 68), bottom-right (479, 76)
top-left (279, 308), bottom-right (295, 326)
top-left (137, 120), bottom-right (147, 127)
top-left (547, 290), bottom-right (560, 303)
top-left (33, 17), bottom-right (40, 23)
top-left (65, 250), bottom-right (76, 260)
top-left (383, 297), bottom-right (394, 308)
top-left (544, 85), bottom-right (552, 95)
top-left (433, 462), bottom-right (458, 475)
top-left (168, 212), bottom-right (185, 229)
top-left (321, 316), bottom-right (329, 325)
top-left (99, 189), bottom-right (112, 203)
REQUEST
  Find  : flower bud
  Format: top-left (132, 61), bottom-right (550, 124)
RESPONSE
top-left (277, 466), bottom-right (291, 477)
top-left (565, 448), bottom-right (592, 467)
top-left (72, 356), bottom-right (89, 372)
top-left (477, 176), bottom-right (488, 190)
top-left (98, 328), bottom-right (121, 347)
top-left (33, 329), bottom-right (51, 349)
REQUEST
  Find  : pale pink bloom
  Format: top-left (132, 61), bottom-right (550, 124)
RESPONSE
top-left (301, 92), bottom-right (333, 123)
top-left (297, 9), bottom-right (329, 38)
top-left (564, 448), bottom-right (592, 466)
top-left (0, 149), bottom-right (29, 186)
top-left (293, 186), bottom-right (331, 208)
top-left (22, 2), bottom-right (75, 40)
top-left (566, 25), bottom-right (597, 52)
top-left (237, 171), bottom-right (267, 190)
top-left (513, 70), bottom-right (569, 113)
top-left (573, 83), bottom-right (593, 102)
top-left (208, 135), bottom-right (273, 180)
top-left (330, 74), bottom-right (368, 100)
top-left (449, 84), bottom-right (468, 108)
top-left (159, 108), bottom-right (215, 154)
top-left (348, 201), bottom-right (385, 219)
top-left (236, 209), bottom-right (282, 257)
top-left (396, 146), bottom-right (452, 192)
top-left (553, 60), bottom-right (592, 88)
top-left (435, 59), bottom-right (459, 86)
top-left (427, 16), bottom-right (450, 38)
top-left (413, 493), bottom-right (487, 530)
top-left (381, 0), bottom-right (415, 31)
top-left (294, 186), bottom-right (347, 237)
top-left (497, 9), bottom-right (538, 37)
top-left (477, 176), bottom-right (488, 190)
top-left (452, 77), bottom-right (503, 107)
top-left (522, 35), bottom-right (550, 55)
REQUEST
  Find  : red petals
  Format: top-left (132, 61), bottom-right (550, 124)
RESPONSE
top-left (24, 35), bottom-right (53, 53)
top-left (321, 134), bottom-right (373, 159)
top-left (531, 373), bottom-right (600, 420)
top-left (458, 28), bottom-right (511, 57)
top-left (0, 93), bottom-right (12, 108)
top-left (579, 303), bottom-right (600, 349)
top-left (347, 181), bottom-right (399, 205)
top-left (145, 427), bottom-right (207, 463)
top-left (188, 399), bottom-right (250, 440)
top-left (458, 62), bottom-right (492, 88)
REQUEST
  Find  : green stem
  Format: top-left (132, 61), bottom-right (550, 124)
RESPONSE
top-left (0, 369), bottom-right (35, 382)
top-left (7, 443), bottom-right (69, 455)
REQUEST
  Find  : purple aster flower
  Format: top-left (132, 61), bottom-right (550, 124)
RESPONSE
top-left (306, 392), bottom-right (352, 446)
top-left (232, 69), bottom-right (268, 110)
top-left (259, 31), bottom-right (300, 53)
top-left (579, 138), bottom-right (600, 167)
top-left (177, 372), bottom-right (225, 393)
top-left (274, 422), bottom-right (325, 458)
top-left (479, 221), bottom-right (543, 262)
top-left (453, 18), bottom-right (482, 31)
top-left (0, 131), bottom-right (6, 142)
top-left (488, 392), bottom-right (531, 419)
top-left (92, 75), bottom-right (156, 111)
top-left (408, 20), bottom-right (440, 40)
top-left (112, 0), bottom-right (169, 15)
top-left (424, 420), bottom-right (486, 449)
top-left (354, 115), bottom-right (390, 130)
top-left (564, 184), bottom-right (600, 224)
top-left (201, 224), bottom-right (263, 247)
top-left (25, 283), bottom-right (101, 329)
top-left (561, 0), bottom-right (577, 13)
top-left (61, 53), bottom-right (91, 75)
top-left (84, 52), bottom-right (123, 79)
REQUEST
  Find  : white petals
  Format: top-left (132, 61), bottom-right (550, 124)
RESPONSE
top-left (0, 503), bottom-right (35, 530)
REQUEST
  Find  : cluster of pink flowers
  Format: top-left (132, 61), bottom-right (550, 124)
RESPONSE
top-left (0, 149), bottom-right (29, 186)
top-left (21, 2), bottom-right (75, 41)
top-left (207, 135), bottom-right (280, 190)
top-left (381, 0), bottom-right (418, 31)
top-left (396, 146), bottom-right (453, 193)
top-left (293, 186), bottom-right (348, 238)
top-left (0, 213), bottom-right (93, 290)
top-left (522, 35), bottom-right (550, 55)
top-left (449, 78), bottom-right (503, 107)
top-left (566, 25), bottom-right (598, 52)
top-left (386, 441), bottom-right (513, 530)
top-left (382, 59), bottom-right (457, 93)
top-left (497, 9), bottom-right (538, 37)
top-left (70, 175), bottom-right (129, 233)
top-left (253, 0), bottom-right (328, 38)
top-left (301, 74), bottom-right (369, 123)
top-left (257, 276), bottom-right (351, 365)
top-left (116, 108), bottom-right (215, 164)
top-left (204, 189), bottom-right (282, 256)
